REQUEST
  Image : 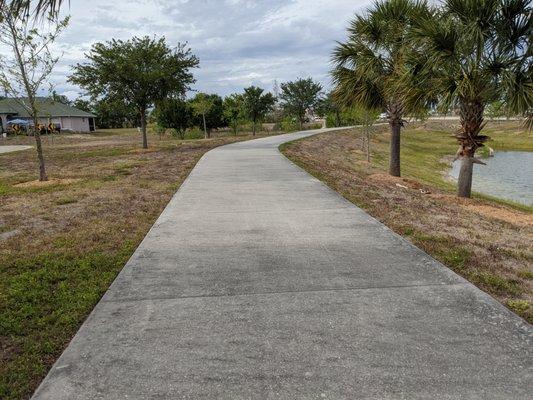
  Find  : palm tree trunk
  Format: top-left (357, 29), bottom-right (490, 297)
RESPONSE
top-left (389, 120), bottom-right (401, 176)
top-left (457, 99), bottom-right (485, 198)
top-left (388, 103), bottom-right (402, 177)
top-left (457, 157), bottom-right (473, 198)
top-left (140, 109), bottom-right (148, 149)
top-left (202, 113), bottom-right (207, 139)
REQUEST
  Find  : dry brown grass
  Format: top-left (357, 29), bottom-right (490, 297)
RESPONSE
top-left (0, 130), bottom-right (268, 259)
top-left (281, 123), bottom-right (532, 323)
top-left (0, 128), bottom-right (275, 399)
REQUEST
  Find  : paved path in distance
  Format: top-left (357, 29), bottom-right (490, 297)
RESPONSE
top-left (33, 129), bottom-right (532, 399)
top-left (0, 145), bottom-right (32, 154)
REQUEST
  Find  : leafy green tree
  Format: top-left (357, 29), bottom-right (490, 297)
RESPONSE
top-left (51, 90), bottom-right (70, 105)
top-left (279, 78), bottom-right (323, 129)
top-left (91, 96), bottom-right (138, 129)
top-left (223, 93), bottom-right (244, 135)
top-left (317, 92), bottom-right (342, 126)
top-left (190, 93), bottom-right (214, 138)
top-left (202, 94), bottom-right (224, 133)
top-left (332, 0), bottom-right (431, 177)
top-left (69, 36), bottom-right (199, 149)
top-left (242, 86), bottom-right (275, 135)
top-left (155, 98), bottom-right (192, 139)
top-left (406, 0), bottom-right (532, 197)
top-left (0, 5), bottom-right (68, 181)
top-left (72, 98), bottom-right (92, 113)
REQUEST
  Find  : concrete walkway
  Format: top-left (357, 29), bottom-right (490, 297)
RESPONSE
top-left (33, 129), bottom-right (531, 399)
top-left (0, 145), bottom-right (32, 154)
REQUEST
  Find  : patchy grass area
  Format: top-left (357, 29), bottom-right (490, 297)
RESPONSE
top-left (280, 120), bottom-right (532, 323)
top-left (0, 128), bottom-right (278, 399)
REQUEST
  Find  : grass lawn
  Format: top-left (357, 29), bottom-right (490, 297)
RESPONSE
top-left (0, 127), bottom-right (280, 399)
top-left (280, 120), bottom-right (532, 323)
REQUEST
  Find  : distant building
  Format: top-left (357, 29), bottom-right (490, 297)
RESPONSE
top-left (0, 97), bottom-right (96, 133)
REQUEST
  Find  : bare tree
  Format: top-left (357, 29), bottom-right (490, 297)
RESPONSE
top-left (361, 108), bottom-right (379, 163)
top-left (0, 5), bottom-right (68, 180)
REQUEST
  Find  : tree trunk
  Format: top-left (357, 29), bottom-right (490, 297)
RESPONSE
top-left (389, 120), bottom-right (401, 177)
top-left (457, 156), bottom-right (474, 198)
top-left (202, 113), bottom-right (207, 139)
top-left (7, 13), bottom-right (48, 182)
top-left (386, 102), bottom-right (403, 177)
top-left (366, 128), bottom-right (371, 163)
top-left (140, 109), bottom-right (148, 149)
top-left (456, 98), bottom-right (485, 198)
top-left (33, 116), bottom-right (47, 181)
top-left (252, 118), bottom-right (256, 136)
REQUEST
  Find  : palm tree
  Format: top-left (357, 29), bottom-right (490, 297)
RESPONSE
top-left (405, 0), bottom-right (532, 198)
top-left (2, 0), bottom-right (63, 16)
top-left (332, 0), bottom-right (431, 177)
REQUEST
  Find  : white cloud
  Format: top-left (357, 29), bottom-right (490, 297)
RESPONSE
top-left (47, 0), bottom-right (372, 99)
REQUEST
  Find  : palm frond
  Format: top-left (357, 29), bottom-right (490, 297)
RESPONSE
top-left (2, 0), bottom-right (65, 17)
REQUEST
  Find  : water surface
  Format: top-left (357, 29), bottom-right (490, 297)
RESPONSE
top-left (450, 151), bottom-right (533, 205)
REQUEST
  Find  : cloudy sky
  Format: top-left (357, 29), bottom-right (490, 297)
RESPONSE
top-left (48, 0), bottom-right (372, 100)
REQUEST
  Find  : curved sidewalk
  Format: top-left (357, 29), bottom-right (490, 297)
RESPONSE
top-left (0, 145), bottom-right (32, 154)
top-left (33, 129), bottom-right (532, 399)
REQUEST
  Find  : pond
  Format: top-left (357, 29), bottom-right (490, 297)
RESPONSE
top-left (449, 151), bottom-right (533, 206)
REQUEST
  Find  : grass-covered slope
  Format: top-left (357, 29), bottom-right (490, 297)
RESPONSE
top-left (280, 121), bottom-right (532, 324)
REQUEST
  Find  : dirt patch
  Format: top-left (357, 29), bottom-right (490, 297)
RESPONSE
top-left (368, 173), bottom-right (429, 191)
top-left (462, 203), bottom-right (533, 227)
top-left (426, 193), bottom-right (532, 226)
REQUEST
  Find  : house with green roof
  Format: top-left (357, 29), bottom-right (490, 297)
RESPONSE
top-left (0, 97), bottom-right (96, 133)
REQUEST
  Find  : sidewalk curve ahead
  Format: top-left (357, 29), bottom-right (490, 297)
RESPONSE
top-left (33, 128), bottom-right (532, 399)
top-left (0, 145), bottom-right (32, 154)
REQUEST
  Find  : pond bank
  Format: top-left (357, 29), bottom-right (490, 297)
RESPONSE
top-left (280, 122), bottom-right (532, 324)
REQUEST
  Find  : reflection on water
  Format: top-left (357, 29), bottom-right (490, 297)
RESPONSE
top-left (450, 151), bottom-right (533, 205)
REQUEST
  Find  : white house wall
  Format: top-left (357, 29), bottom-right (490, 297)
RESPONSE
top-left (69, 117), bottom-right (91, 132)
top-left (58, 117), bottom-right (90, 132)
top-left (0, 115), bottom-right (92, 132)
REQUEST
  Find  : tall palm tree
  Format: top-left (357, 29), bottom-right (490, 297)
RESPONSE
top-left (332, 0), bottom-right (431, 177)
top-left (405, 0), bottom-right (532, 198)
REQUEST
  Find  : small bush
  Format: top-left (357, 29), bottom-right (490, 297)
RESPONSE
top-left (184, 128), bottom-right (204, 140)
top-left (471, 271), bottom-right (521, 296)
top-left (507, 299), bottom-right (530, 314)
top-left (280, 116), bottom-right (299, 132)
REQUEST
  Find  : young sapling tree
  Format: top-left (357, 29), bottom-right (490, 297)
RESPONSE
top-left (0, 6), bottom-right (68, 181)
